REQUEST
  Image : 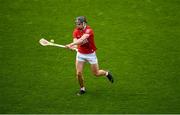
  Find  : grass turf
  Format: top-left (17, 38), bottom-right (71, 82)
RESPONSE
top-left (0, 0), bottom-right (180, 113)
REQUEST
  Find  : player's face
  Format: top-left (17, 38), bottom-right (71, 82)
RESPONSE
top-left (76, 23), bottom-right (83, 30)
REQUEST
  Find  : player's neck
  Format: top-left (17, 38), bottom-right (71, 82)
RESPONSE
top-left (78, 25), bottom-right (87, 31)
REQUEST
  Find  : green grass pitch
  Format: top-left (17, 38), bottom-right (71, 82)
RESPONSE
top-left (0, 0), bottom-right (180, 113)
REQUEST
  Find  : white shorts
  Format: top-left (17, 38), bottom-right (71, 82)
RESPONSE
top-left (76, 52), bottom-right (98, 64)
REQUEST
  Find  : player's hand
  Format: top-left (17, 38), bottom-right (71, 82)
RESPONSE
top-left (65, 43), bottom-right (75, 51)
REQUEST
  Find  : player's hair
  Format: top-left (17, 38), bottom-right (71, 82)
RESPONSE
top-left (75, 16), bottom-right (87, 24)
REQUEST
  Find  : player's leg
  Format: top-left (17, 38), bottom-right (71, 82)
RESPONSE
top-left (90, 63), bottom-right (114, 83)
top-left (76, 60), bottom-right (86, 95)
top-left (76, 60), bottom-right (85, 88)
top-left (90, 63), bottom-right (106, 76)
top-left (87, 52), bottom-right (114, 83)
top-left (75, 52), bottom-right (87, 95)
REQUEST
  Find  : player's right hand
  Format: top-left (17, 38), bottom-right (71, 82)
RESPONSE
top-left (65, 43), bottom-right (76, 51)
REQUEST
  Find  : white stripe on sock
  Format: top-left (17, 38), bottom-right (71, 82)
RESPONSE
top-left (80, 87), bottom-right (85, 91)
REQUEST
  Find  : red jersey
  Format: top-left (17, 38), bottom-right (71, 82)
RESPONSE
top-left (73, 26), bottom-right (97, 54)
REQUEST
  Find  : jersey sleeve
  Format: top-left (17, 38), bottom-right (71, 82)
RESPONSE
top-left (73, 30), bottom-right (77, 38)
top-left (85, 29), bottom-right (93, 36)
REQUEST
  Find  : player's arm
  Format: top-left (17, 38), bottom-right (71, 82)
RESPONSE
top-left (72, 38), bottom-right (78, 49)
top-left (66, 34), bottom-right (89, 48)
top-left (65, 38), bottom-right (78, 51)
top-left (71, 34), bottom-right (89, 46)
